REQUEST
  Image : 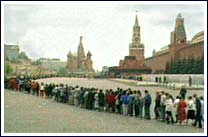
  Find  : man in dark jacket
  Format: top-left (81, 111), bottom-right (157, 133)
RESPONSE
top-left (179, 86), bottom-right (187, 99)
top-left (154, 92), bottom-right (161, 120)
top-left (98, 89), bottom-right (105, 111)
top-left (144, 90), bottom-right (151, 120)
top-left (193, 96), bottom-right (202, 128)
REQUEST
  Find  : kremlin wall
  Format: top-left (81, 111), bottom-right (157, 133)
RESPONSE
top-left (108, 13), bottom-right (204, 77)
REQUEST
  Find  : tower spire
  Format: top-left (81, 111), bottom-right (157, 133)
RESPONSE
top-left (129, 12), bottom-right (144, 61)
top-left (80, 36), bottom-right (83, 44)
top-left (77, 36), bottom-right (85, 67)
top-left (135, 11), bottom-right (139, 26)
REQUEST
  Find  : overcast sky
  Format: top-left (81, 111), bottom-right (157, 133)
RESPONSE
top-left (4, 4), bottom-right (204, 71)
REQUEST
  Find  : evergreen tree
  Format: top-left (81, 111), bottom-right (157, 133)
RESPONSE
top-left (175, 60), bottom-right (182, 74)
top-left (198, 56), bottom-right (204, 74)
top-left (169, 58), bottom-right (174, 74)
top-left (190, 57), bottom-right (195, 74)
top-left (171, 61), bottom-right (177, 74)
top-left (192, 58), bottom-right (199, 74)
top-left (180, 58), bottom-right (187, 74)
top-left (186, 57), bottom-right (193, 74)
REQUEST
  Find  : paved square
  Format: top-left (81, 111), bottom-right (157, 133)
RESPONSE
top-left (4, 78), bottom-right (204, 133)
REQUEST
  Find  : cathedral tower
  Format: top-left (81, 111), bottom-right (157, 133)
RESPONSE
top-left (66, 36), bottom-right (94, 73)
top-left (77, 36), bottom-right (86, 68)
top-left (129, 14), bottom-right (144, 62)
top-left (86, 51), bottom-right (94, 71)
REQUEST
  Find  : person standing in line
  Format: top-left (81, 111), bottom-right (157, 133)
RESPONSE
top-left (132, 90), bottom-right (137, 117)
top-left (134, 91), bottom-right (139, 117)
top-left (53, 85), bottom-right (58, 102)
top-left (173, 96), bottom-right (180, 123)
top-left (179, 86), bottom-right (187, 100)
top-left (40, 82), bottom-right (45, 97)
top-left (104, 90), bottom-right (109, 112)
top-left (98, 89), bottom-right (105, 111)
top-left (127, 90), bottom-right (134, 116)
top-left (186, 96), bottom-right (196, 124)
top-left (74, 86), bottom-right (80, 107)
top-left (48, 83), bottom-right (53, 99)
top-left (84, 89), bottom-right (89, 108)
top-left (35, 82), bottom-right (40, 96)
top-left (45, 84), bottom-right (49, 98)
top-left (88, 89), bottom-right (94, 110)
top-left (154, 92), bottom-right (161, 120)
top-left (177, 97), bottom-right (187, 125)
top-left (59, 84), bottom-right (64, 103)
top-left (115, 91), bottom-right (120, 113)
top-left (69, 87), bottom-right (75, 105)
top-left (79, 87), bottom-right (85, 108)
top-left (160, 91), bottom-right (166, 122)
top-left (165, 94), bottom-right (174, 124)
top-left (138, 91), bottom-right (144, 119)
top-left (92, 89), bottom-right (97, 110)
top-left (144, 90), bottom-right (151, 120)
top-left (107, 90), bottom-right (116, 113)
top-left (118, 89), bottom-right (123, 114)
top-left (121, 91), bottom-right (128, 115)
top-left (94, 92), bottom-right (99, 111)
top-left (199, 96), bottom-right (204, 128)
top-left (192, 96), bottom-right (202, 128)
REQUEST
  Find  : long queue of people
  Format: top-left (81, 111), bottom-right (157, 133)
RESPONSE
top-left (5, 77), bottom-right (204, 129)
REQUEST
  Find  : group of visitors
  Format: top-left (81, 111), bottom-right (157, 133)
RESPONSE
top-left (154, 88), bottom-right (203, 128)
top-left (5, 77), bottom-right (204, 129)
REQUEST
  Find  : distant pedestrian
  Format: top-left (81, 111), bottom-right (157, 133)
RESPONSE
top-left (189, 76), bottom-right (192, 87)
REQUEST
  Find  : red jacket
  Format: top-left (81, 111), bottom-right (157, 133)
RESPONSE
top-left (107, 94), bottom-right (116, 105)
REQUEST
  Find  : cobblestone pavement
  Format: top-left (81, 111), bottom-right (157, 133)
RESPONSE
top-left (4, 78), bottom-right (204, 133)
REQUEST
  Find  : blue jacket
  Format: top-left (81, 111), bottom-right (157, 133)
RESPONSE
top-left (121, 95), bottom-right (129, 105)
top-left (144, 94), bottom-right (151, 105)
top-left (127, 95), bottom-right (135, 104)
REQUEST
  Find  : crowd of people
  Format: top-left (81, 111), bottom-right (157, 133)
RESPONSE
top-left (5, 77), bottom-right (204, 129)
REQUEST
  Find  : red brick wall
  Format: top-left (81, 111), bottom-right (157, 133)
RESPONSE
top-left (144, 42), bottom-right (204, 73)
top-left (144, 52), bottom-right (170, 73)
top-left (178, 43), bottom-right (204, 60)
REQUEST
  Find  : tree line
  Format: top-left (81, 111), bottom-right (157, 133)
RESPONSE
top-left (165, 57), bottom-right (204, 74)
